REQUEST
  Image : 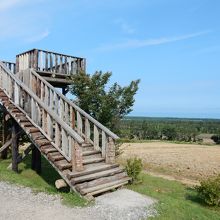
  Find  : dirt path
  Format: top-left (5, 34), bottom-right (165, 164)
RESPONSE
top-left (0, 182), bottom-right (156, 220)
top-left (118, 141), bottom-right (220, 182)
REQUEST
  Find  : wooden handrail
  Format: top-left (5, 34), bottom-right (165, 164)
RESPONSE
top-left (0, 61), bottom-right (84, 164)
top-left (28, 69), bottom-right (119, 140)
top-left (17, 68), bottom-right (119, 162)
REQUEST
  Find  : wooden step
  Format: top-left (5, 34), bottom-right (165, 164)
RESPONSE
top-left (82, 150), bottom-right (100, 156)
top-left (30, 132), bottom-right (44, 140)
top-left (54, 159), bottom-right (71, 170)
top-left (82, 143), bottom-right (93, 147)
top-left (20, 122), bottom-right (33, 127)
top-left (48, 152), bottom-right (64, 162)
top-left (83, 153), bottom-right (102, 160)
top-left (18, 118), bottom-right (29, 123)
top-left (80, 177), bottom-right (130, 195)
top-left (67, 164), bottom-right (119, 179)
top-left (41, 145), bottom-right (57, 154)
top-left (26, 127), bottom-right (40, 134)
top-left (83, 157), bottom-right (105, 165)
top-left (75, 172), bottom-right (127, 191)
top-left (35, 139), bottom-right (51, 147)
top-left (82, 146), bottom-right (94, 151)
top-left (71, 167), bottom-right (124, 184)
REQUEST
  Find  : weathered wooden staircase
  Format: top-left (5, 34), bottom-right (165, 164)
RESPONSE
top-left (0, 49), bottom-right (130, 198)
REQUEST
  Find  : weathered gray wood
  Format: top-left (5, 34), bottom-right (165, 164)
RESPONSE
top-left (29, 69), bottom-right (119, 140)
top-left (87, 180), bottom-right (129, 196)
top-left (77, 111), bottom-right (82, 135)
top-left (83, 157), bottom-right (104, 165)
top-left (47, 114), bottom-right (53, 139)
top-left (85, 118), bottom-right (90, 143)
top-left (71, 167), bottom-right (124, 184)
top-left (106, 137), bottom-right (115, 164)
top-left (0, 139), bottom-right (12, 154)
top-left (67, 163), bottom-right (118, 179)
top-left (102, 131), bottom-right (107, 158)
top-left (61, 129), bottom-right (68, 156)
top-left (55, 123), bottom-right (61, 148)
top-left (94, 125), bottom-right (99, 150)
top-left (77, 173), bottom-right (128, 194)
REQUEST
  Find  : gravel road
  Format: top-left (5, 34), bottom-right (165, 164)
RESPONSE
top-left (0, 181), bottom-right (156, 220)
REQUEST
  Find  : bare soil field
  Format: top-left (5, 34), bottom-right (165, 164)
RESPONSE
top-left (118, 141), bottom-right (220, 184)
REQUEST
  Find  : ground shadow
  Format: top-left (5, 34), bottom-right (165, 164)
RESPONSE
top-left (22, 153), bottom-right (70, 192)
top-left (185, 187), bottom-right (207, 206)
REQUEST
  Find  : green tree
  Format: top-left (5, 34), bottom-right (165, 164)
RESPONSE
top-left (69, 71), bottom-right (140, 132)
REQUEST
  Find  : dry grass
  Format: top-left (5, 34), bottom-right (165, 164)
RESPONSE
top-left (118, 141), bottom-right (220, 182)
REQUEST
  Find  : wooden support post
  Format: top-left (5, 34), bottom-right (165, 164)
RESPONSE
top-left (31, 146), bottom-right (41, 174)
top-left (11, 122), bottom-right (19, 172)
top-left (0, 111), bottom-right (8, 159)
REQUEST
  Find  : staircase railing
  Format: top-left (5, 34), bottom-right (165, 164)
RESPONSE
top-left (17, 68), bottom-right (119, 164)
top-left (16, 49), bottom-right (86, 75)
top-left (0, 61), bottom-right (85, 171)
top-left (2, 61), bottom-right (16, 74)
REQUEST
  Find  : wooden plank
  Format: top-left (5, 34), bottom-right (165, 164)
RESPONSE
top-left (55, 123), bottom-right (61, 148)
top-left (54, 159), bottom-right (71, 170)
top-left (61, 129), bottom-right (68, 156)
top-left (85, 118), bottom-right (90, 143)
top-left (0, 139), bottom-right (12, 153)
top-left (79, 176), bottom-right (130, 195)
top-left (77, 111), bottom-right (82, 135)
top-left (71, 167), bottom-right (124, 184)
top-left (47, 114), bottom-right (53, 139)
top-left (45, 51), bottom-right (48, 71)
top-left (83, 157), bottom-right (104, 165)
top-left (94, 125), bottom-right (99, 150)
top-left (101, 131), bottom-right (107, 158)
top-left (82, 150), bottom-right (100, 156)
top-left (67, 163), bottom-right (118, 179)
top-left (70, 107), bottom-right (75, 129)
top-left (40, 145), bottom-right (58, 155)
top-left (88, 181), bottom-right (129, 196)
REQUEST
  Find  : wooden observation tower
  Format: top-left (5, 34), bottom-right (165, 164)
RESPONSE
top-left (0, 49), bottom-right (130, 198)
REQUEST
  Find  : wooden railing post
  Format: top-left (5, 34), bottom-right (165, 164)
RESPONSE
top-left (106, 137), bottom-right (115, 164)
top-left (94, 125), bottom-right (99, 150)
top-left (73, 141), bottom-right (84, 171)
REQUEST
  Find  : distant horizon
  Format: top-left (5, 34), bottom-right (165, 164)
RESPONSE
top-left (127, 114), bottom-right (220, 120)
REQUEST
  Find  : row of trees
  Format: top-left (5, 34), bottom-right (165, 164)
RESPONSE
top-left (120, 119), bottom-right (220, 142)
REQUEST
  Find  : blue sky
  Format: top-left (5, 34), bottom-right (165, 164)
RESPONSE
top-left (0, 0), bottom-right (220, 118)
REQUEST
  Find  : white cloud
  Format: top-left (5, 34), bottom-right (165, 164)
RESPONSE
top-left (26, 29), bottom-right (50, 43)
top-left (97, 30), bottom-right (211, 51)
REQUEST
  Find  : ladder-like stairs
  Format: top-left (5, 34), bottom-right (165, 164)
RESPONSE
top-left (0, 67), bottom-right (130, 197)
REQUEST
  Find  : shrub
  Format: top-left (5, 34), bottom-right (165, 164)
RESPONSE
top-left (211, 135), bottom-right (220, 144)
top-left (125, 157), bottom-right (143, 183)
top-left (196, 174), bottom-right (220, 206)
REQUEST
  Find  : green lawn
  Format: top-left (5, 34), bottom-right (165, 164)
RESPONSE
top-left (0, 155), bottom-right (87, 207)
top-left (128, 174), bottom-right (220, 220)
top-left (1, 156), bottom-right (220, 219)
